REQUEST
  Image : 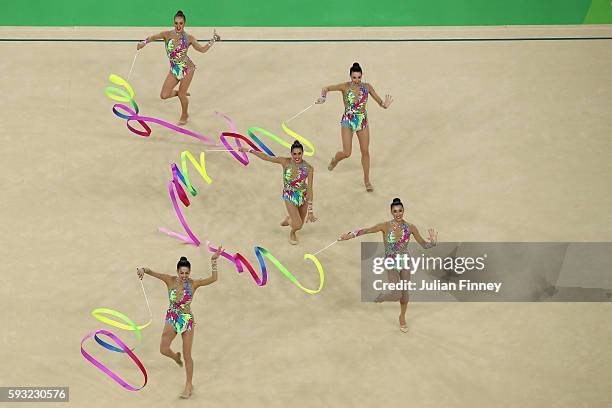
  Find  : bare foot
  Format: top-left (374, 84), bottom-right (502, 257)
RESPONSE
top-left (280, 216), bottom-right (290, 227)
top-left (399, 316), bottom-right (408, 333)
top-left (289, 231), bottom-right (298, 245)
top-left (179, 384), bottom-right (193, 399)
top-left (175, 352), bottom-right (183, 367)
top-left (177, 115), bottom-right (189, 126)
top-left (365, 182), bottom-right (374, 192)
top-left (328, 157), bottom-right (338, 171)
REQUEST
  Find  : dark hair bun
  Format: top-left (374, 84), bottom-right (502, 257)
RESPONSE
top-left (177, 256), bottom-right (191, 269)
top-left (349, 62), bottom-right (363, 74)
top-left (390, 197), bottom-right (404, 209)
top-left (291, 140), bottom-right (303, 151)
top-left (174, 10), bottom-right (186, 21)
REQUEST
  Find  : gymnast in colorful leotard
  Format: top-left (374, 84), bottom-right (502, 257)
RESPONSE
top-left (137, 10), bottom-right (221, 125)
top-left (316, 62), bottom-right (393, 192)
top-left (339, 198), bottom-right (437, 333)
top-left (239, 141), bottom-right (317, 245)
top-left (137, 247), bottom-right (222, 399)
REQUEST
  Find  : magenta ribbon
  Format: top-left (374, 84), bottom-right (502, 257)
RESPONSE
top-left (80, 330), bottom-right (148, 391)
top-left (112, 103), bottom-right (219, 145)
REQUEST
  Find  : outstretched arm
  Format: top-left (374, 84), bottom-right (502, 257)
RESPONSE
top-left (338, 222), bottom-right (386, 241)
top-left (136, 31), bottom-right (167, 50)
top-left (316, 83), bottom-right (347, 104)
top-left (410, 224), bottom-right (438, 249)
top-left (193, 245), bottom-right (223, 289)
top-left (366, 83), bottom-right (393, 109)
top-left (137, 267), bottom-right (172, 283)
top-left (238, 147), bottom-right (288, 165)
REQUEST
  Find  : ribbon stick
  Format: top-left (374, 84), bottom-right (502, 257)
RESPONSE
top-left (127, 51), bottom-right (138, 82)
top-left (312, 240), bottom-right (339, 256)
top-left (285, 103), bottom-right (314, 123)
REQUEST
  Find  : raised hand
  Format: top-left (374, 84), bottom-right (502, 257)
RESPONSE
top-left (315, 96), bottom-right (326, 104)
top-left (382, 94), bottom-right (394, 109)
top-left (136, 267), bottom-right (146, 279)
top-left (212, 245), bottom-right (224, 260)
top-left (213, 29), bottom-right (221, 42)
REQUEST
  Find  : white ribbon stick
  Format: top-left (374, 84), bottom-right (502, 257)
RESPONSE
top-left (127, 52), bottom-right (138, 82)
top-left (285, 103), bottom-right (314, 123)
top-left (312, 240), bottom-right (338, 256)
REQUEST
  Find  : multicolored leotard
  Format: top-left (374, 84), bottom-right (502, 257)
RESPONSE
top-left (165, 31), bottom-right (195, 81)
top-left (385, 221), bottom-right (411, 259)
top-left (373, 221), bottom-right (412, 303)
top-left (341, 83), bottom-right (369, 132)
top-left (282, 162), bottom-right (308, 207)
top-left (165, 278), bottom-right (194, 333)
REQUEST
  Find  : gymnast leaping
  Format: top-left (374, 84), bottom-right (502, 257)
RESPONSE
top-left (137, 10), bottom-right (221, 125)
top-left (316, 62), bottom-right (393, 192)
top-left (137, 246), bottom-right (222, 399)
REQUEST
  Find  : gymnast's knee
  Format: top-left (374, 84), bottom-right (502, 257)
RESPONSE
top-left (292, 220), bottom-right (303, 231)
top-left (160, 91), bottom-right (172, 100)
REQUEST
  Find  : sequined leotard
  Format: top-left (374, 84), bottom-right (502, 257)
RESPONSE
top-left (165, 30), bottom-right (195, 81)
top-left (165, 278), bottom-right (194, 333)
top-left (282, 162), bottom-right (308, 207)
top-left (385, 221), bottom-right (411, 259)
top-left (341, 83), bottom-right (369, 132)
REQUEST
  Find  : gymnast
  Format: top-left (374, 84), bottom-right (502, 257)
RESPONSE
top-left (339, 198), bottom-right (437, 332)
top-left (239, 141), bottom-right (317, 245)
top-left (137, 10), bottom-right (221, 125)
top-left (137, 246), bottom-right (222, 398)
top-left (316, 62), bottom-right (393, 192)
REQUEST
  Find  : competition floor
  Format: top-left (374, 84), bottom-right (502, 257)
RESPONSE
top-left (1, 25), bottom-right (611, 407)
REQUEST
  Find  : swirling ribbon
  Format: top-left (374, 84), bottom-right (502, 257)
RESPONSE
top-left (81, 279), bottom-right (152, 391)
top-left (81, 330), bottom-right (148, 391)
top-left (105, 74), bottom-right (315, 159)
top-left (106, 74), bottom-right (325, 295)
